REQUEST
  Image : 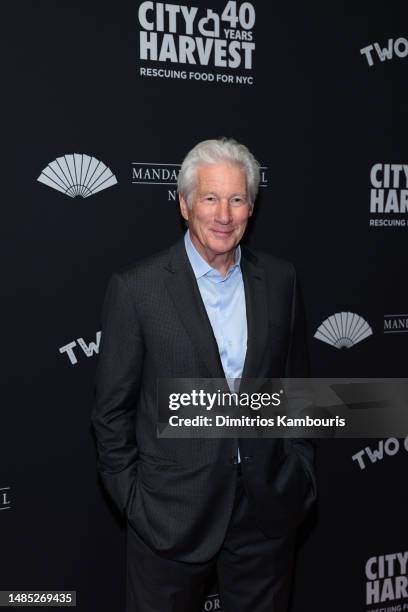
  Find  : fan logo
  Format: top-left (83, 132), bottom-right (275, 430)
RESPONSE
top-left (365, 551), bottom-right (408, 607)
top-left (131, 162), bottom-right (268, 202)
top-left (314, 312), bottom-right (373, 349)
top-left (0, 487), bottom-right (11, 511)
top-left (361, 38), bottom-right (408, 67)
top-left (138, 1), bottom-right (256, 85)
top-left (37, 154), bottom-right (118, 198)
top-left (369, 163), bottom-right (408, 228)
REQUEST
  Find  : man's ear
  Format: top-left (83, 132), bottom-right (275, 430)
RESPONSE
top-left (179, 194), bottom-right (189, 221)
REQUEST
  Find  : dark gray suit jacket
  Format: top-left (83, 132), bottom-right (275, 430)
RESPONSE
top-left (91, 238), bottom-right (317, 562)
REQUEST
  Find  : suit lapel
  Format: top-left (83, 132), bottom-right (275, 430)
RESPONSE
top-left (240, 248), bottom-right (269, 380)
top-left (163, 239), bottom-right (270, 382)
top-left (163, 239), bottom-right (225, 379)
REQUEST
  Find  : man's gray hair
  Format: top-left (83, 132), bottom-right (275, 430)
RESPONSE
top-left (178, 137), bottom-right (261, 209)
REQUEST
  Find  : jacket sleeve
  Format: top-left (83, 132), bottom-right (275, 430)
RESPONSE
top-left (284, 267), bottom-right (317, 511)
top-left (91, 272), bottom-right (144, 515)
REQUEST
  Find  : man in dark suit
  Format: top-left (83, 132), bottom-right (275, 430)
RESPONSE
top-left (91, 138), bottom-right (316, 612)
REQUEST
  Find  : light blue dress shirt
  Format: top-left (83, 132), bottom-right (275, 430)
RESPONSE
top-left (184, 230), bottom-right (247, 462)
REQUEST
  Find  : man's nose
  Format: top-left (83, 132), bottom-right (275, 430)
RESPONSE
top-left (215, 199), bottom-right (232, 224)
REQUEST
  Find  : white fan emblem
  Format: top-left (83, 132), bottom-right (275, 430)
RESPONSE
top-left (37, 154), bottom-right (117, 198)
top-left (314, 312), bottom-right (373, 349)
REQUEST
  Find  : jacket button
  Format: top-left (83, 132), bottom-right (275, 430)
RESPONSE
top-left (242, 456), bottom-right (253, 463)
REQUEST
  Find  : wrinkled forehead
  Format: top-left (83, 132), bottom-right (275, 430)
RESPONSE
top-left (194, 161), bottom-right (247, 194)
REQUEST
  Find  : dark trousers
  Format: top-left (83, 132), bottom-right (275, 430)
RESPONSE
top-left (126, 466), bottom-right (296, 612)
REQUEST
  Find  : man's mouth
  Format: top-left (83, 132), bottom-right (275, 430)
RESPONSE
top-left (211, 229), bottom-right (233, 236)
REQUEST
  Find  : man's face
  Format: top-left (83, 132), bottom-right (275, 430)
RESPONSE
top-left (179, 162), bottom-right (252, 263)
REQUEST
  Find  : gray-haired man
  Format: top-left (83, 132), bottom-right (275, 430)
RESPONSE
top-left (92, 138), bottom-right (316, 612)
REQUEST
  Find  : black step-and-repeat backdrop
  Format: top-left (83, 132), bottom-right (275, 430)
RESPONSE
top-left (2, 2), bottom-right (407, 611)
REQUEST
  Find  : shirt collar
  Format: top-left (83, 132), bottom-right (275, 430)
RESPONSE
top-left (184, 230), bottom-right (241, 280)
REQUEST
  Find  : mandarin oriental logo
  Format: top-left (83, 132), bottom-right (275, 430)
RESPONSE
top-left (1, 487), bottom-right (11, 511)
top-left (132, 163), bottom-right (180, 185)
top-left (131, 163), bottom-right (268, 186)
top-left (202, 593), bottom-right (220, 611)
top-left (314, 312), bottom-right (373, 349)
top-left (384, 314), bottom-right (408, 334)
top-left (131, 162), bottom-right (268, 202)
top-left (37, 154), bottom-right (117, 198)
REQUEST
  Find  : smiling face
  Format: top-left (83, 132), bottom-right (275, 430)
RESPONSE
top-left (179, 162), bottom-right (252, 269)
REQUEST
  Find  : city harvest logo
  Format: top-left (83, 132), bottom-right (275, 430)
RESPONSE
top-left (361, 37), bottom-right (408, 67)
top-left (131, 162), bottom-right (268, 201)
top-left (37, 154), bottom-right (117, 198)
top-left (314, 312), bottom-right (373, 349)
top-left (138, 1), bottom-right (256, 85)
top-left (369, 164), bottom-right (408, 228)
top-left (0, 487), bottom-right (11, 511)
top-left (365, 551), bottom-right (408, 609)
top-left (59, 332), bottom-right (101, 365)
top-left (384, 314), bottom-right (408, 334)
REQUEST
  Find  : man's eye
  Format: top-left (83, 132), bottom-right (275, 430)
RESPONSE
top-left (205, 196), bottom-right (216, 202)
top-left (231, 197), bottom-right (244, 206)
